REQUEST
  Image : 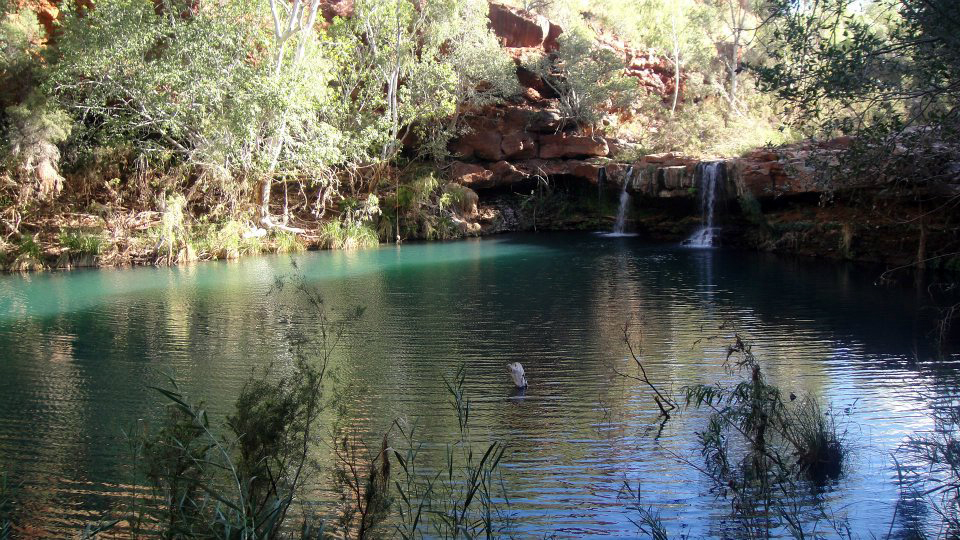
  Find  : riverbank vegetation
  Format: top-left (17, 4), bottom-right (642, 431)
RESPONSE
top-left (1, 0), bottom-right (523, 268)
top-left (3, 0), bottom-right (916, 271)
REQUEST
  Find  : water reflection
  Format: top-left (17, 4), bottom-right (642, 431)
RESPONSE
top-left (0, 232), bottom-right (955, 537)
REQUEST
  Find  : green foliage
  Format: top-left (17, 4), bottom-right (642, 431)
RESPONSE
top-left (748, 0), bottom-right (960, 194)
top-left (786, 397), bottom-right (844, 480)
top-left (421, 0), bottom-right (521, 159)
top-left (50, 0), bottom-right (339, 176)
top-left (320, 191), bottom-right (381, 250)
top-left (320, 221), bottom-right (380, 251)
top-left (635, 91), bottom-right (793, 155)
top-left (439, 183), bottom-right (477, 216)
top-left (625, 0), bottom-right (716, 72)
top-left (3, 92), bottom-right (72, 201)
top-left (12, 234), bottom-right (44, 272)
top-left (140, 375), bottom-right (314, 538)
top-left (400, 173), bottom-right (440, 210)
top-left (327, 0), bottom-right (517, 163)
top-left (900, 402), bottom-right (960, 533)
top-left (141, 385), bottom-right (214, 536)
top-left (754, 0), bottom-right (954, 131)
top-left (753, 0), bottom-right (960, 174)
top-left (135, 280), bottom-right (349, 538)
top-left (271, 230), bottom-right (305, 254)
top-left (0, 8), bottom-right (39, 69)
top-left (190, 219), bottom-right (265, 260)
top-left (0, 471), bottom-right (12, 540)
top-left (682, 333), bottom-right (847, 535)
top-left (58, 228), bottom-right (103, 256)
top-left (0, 8), bottom-right (42, 107)
top-left (390, 365), bottom-right (509, 538)
top-left (384, 171), bottom-right (475, 242)
top-left (527, 29), bottom-right (638, 127)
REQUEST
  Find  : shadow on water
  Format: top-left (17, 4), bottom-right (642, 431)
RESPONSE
top-left (508, 387), bottom-right (527, 402)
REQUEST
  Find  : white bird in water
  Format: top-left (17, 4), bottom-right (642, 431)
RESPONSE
top-left (507, 362), bottom-right (528, 389)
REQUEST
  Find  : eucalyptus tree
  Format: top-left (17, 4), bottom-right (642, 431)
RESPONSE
top-left (712, 0), bottom-right (764, 113)
top-left (326, 0), bottom-right (516, 166)
top-left (260, 0), bottom-right (334, 229)
top-left (48, 0), bottom-right (340, 220)
top-left (753, 0), bottom-right (960, 284)
top-left (630, 0), bottom-right (715, 115)
top-left (528, 29), bottom-right (637, 128)
top-left (754, 0), bottom-right (960, 138)
top-left (1, 9), bottom-right (70, 201)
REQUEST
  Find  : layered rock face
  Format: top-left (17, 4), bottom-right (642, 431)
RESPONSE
top-left (450, 4), bottom-right (832, 204)
top-left (449, 3), bottom-right (696, 197)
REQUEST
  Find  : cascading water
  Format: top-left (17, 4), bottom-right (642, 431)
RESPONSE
top-left (611, 165), bottom-right (633, 235)
top-left (597, 167), bottom-right (607, 207)
top-left (684, 161), bottom-right (725, 247)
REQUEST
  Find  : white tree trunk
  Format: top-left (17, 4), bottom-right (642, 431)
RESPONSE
top-left (262, 0), bottom-right (321, 224)
top-left (671, 41), bottom-right (680, 115)
top-left (670, 13), bottom-right (680, 116)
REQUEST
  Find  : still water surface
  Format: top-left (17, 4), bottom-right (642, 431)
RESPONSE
top-left (0, 233), bottom-right (957, 537)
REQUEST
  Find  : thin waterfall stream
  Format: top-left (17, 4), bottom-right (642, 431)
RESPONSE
top-left (600, 166), bottom-right (636, 237)
top-left (684, 161), bottom-right (725, 247)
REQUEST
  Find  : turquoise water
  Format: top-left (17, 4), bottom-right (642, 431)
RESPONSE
top-left (0, 233), bottom-right (955, 537)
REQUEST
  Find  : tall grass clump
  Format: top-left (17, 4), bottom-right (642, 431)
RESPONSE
top-left (58, 229), bottom-right (103, 256)
top-left (320, 221), bottom-right (379, 251)
top-left (786, 397), bottom-right (844, 480)
top-left (681, 333), bottom-right (848, 536)
top-left (190, 220), bottom-right (264, 260)
top-left (272, 231), bottom-right (306, 254)
top-left (1, 471), bottom-right (12, 540)
top-left (898, 401), bottom-right (960, 533)
top-left (11, 234), bottom-right (43, 272)
top-left (330, 364), bottom-right (511, 539)
top-left (112, 275), bottom-right (356, 538)
top-left (620, 484), bottom-right (669, 540)
top-left (392, 365), bottom-right (510, 538)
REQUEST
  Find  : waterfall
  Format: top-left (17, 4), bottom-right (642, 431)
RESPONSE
top-left (611, 166), bottom-right (633, 235)
top-left (684, 161), bottom-right (725, 248)
top-left (597, 167), bottom-right (607, 207)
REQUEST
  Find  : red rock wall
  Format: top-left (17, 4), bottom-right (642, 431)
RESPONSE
top-left (487, 3), bottom-right (561, 51)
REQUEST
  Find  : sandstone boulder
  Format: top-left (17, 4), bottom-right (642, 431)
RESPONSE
top-left (443, 183), bottom-right (479, 217)
top-left (489, 160), bottom-right (528, 185)
top-left (487, 3), bottom-right (562, 50)
top-left (452, 130), bottom-right (503, 161)
top-left (501, 132), bottom-right (537, 159)
top-left (539, 134), bottom-right (609, 159)
top-left (450, 162), bottom-right (493, 189)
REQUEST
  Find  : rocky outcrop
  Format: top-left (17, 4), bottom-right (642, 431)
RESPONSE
top-left (449, 141), bottom-right (842, 204)
top-left (596, 35), bottom-right (681, 98)
top-left (451, 158), bottom-right (603, 189)
top-left (538, 134), bottom-right (609, 159)
top-left (487, 3), bottom-right (562, 51)
top-left (450, 105), bottom-right (612, 162)
top-left (319, 0), bottom-right (354, 22)
top-left (446, 4), bottom-right (691, 201)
